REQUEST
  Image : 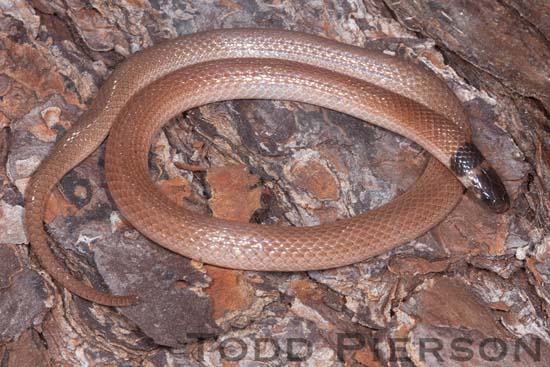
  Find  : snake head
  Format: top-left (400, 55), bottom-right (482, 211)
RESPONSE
top-left (451, 143), bottom-right (510, 213)
top-left (465, 163), bottom-right (510, 213)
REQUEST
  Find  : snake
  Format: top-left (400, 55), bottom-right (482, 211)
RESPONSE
top-left (24, 29), bottom-right (509, 307)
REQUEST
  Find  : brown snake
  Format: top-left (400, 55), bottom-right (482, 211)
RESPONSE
top-left (25, 29), bottom-right (509, 307)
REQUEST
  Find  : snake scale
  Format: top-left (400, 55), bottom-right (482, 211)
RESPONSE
top-left (24, 29), bottom-right (509, 306)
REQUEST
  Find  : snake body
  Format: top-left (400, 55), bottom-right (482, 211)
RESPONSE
top-left (25, 29), bottom-right (509, 306)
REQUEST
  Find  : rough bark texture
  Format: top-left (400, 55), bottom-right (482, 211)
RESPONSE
top-left (0, 0), bottom-right (549, 366)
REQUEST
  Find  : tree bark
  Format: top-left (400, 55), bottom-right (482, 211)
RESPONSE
top-left (0, 0), bottom-right (548, 365)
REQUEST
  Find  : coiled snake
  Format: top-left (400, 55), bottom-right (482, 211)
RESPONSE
top-left (25, 29), bottom-right (509, 306)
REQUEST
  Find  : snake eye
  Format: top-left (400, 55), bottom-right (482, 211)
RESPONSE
top-left (467, 164), bottom-right (510, 213)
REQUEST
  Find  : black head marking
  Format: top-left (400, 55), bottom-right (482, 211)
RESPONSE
top-left (450, 142), bottom-right (484, 177)
top-left (451, 143), bottom-right (510, 213)
top-left (468, 164), bottom-right (510, 213)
